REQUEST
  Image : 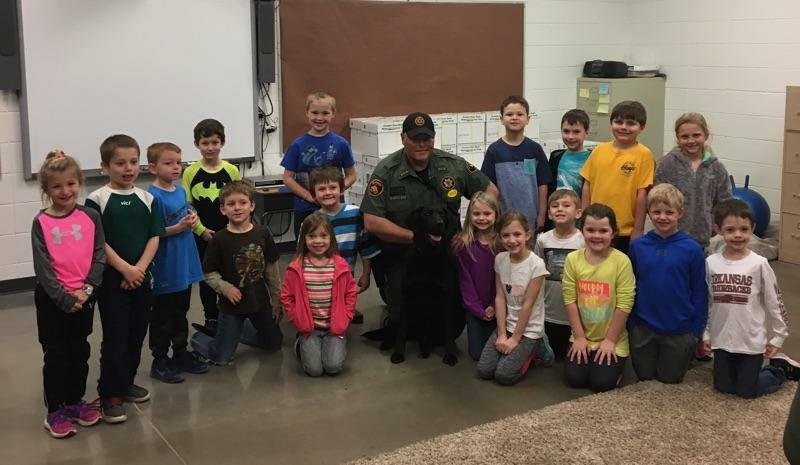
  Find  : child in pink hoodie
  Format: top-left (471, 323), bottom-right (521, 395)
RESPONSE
top-left (282, 212), bottom-right (357, 376)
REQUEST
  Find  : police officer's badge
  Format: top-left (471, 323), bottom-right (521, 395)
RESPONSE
top-left (368, 178), bottom-right (384, 196)
top-left (441, 176), bottom-right (455, 190)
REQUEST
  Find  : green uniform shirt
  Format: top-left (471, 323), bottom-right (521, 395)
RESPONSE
top-left (86, 185), bottom-right (165, 271)
top-left (360, 148), bottom-right (489, 230)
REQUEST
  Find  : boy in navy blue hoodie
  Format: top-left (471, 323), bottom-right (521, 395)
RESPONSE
top-left (628, 184), bottom-right (707, 383)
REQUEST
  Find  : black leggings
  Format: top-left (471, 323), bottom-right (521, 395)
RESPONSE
top-left (35, 286), bottom-right (94, 412)
top-left (564, 345), bottom-right (627, 392)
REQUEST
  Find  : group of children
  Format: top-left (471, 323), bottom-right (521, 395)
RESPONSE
top-left (31, 90), bottom-right (798, 442)
top-left (464, 95), bottom-right (798, 397)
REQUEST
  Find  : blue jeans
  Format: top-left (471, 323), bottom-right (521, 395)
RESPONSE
top-left (465, 312), bottom-right (496, 361)
top-left (713, 349), bottom-right (785, 399)
top-left (191, 309), bottom-right (282, 364)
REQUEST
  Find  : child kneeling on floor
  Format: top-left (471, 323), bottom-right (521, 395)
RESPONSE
top-left (190, 180), bottom-right (284, 364)
top-left (477, 212), bottom-right (550, 385)
top-left (702, 199), bottom-right (799, 398)
top-left (282, 212), bottom-right (357, 376)
top-left (562, 204), bottom-right (635, 392)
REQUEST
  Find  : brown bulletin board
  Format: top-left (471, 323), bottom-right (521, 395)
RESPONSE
top-left (279, 0), bottom-right (524, 148)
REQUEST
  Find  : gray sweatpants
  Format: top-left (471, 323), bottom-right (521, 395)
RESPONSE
top-left (477, 331), bottom-right (540, 385)
top-left (297, 330), bottom-right (347, 377)
top-left (629, 322), bottom-right (696, 384)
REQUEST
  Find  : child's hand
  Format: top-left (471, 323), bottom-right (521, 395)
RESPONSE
top-left (67, 290), bottom-right (85, 312)
top-left (700, 339), bottom-right (712, 358)
top-left (495, 332), bottom-right (508, 352)
top-left (272, 304), bottom-right (284, 322)
top-left (568, 337), bottom-right (589, 364)
top-left (201, 229), bottom-right (215, 242)
top-left (225, 287), bottom-right (242, 305)
top-left (178, 214), bottom-right (194, 231)
top-left (594, 339), bottom-right (618, 366)
top-left (357, 273), bottom-right (371, 294)
top-left (499, 336), bottom-right (519, 354)
top-left (483, 306), bottom-right (495, 320)
top-left (765, 344), bottom-right (780, 358)
top-left (121, 263), bottom-right (145, 285)
top-left (186, 211), bottom-right (199, 228)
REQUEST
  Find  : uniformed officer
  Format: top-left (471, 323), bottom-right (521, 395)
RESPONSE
top-left (360, 111), bottom-right (499, 358)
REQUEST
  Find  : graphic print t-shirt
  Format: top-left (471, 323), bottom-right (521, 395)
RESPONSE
top-left (704, 252), bottom-right (788, 354)
top-left (495, 251), bottom-right (549, 339)
top-left (556, 150), bottom-right (591, 196)
top-left (562, 248), bottom-right (635, 356)
top-left (534, 229), bottom-right (585, 325)
top-left (481, 138), bottom-right (552, 231)
top-left (280, 132), bottom-right (355, 212)
top-left (202, 224), bottom-right (280, 315)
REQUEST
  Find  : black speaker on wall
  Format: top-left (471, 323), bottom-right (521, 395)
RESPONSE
top-left (255, 0), bottom-right (276, 83)
top-left (0, 0), bottom-right (22, 91)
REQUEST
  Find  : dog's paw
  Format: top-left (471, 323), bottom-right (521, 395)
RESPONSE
top-left (379, 340), bottom-right (393, 351)
top-left (442, 353), bottom-right (458, 366)
top-left (390, 352), bottom-right (406, 364)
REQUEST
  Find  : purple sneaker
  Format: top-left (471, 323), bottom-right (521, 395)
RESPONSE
top-left (44, 410), bottom-right (77, 438)
top-left (65, 400), bottom-right (102, 427)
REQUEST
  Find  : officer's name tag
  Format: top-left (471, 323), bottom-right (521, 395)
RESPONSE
top-left (389, 186), bottom-right (406, 200)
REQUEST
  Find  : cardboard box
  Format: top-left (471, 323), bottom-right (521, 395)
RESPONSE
top-left (457, 112), bottom-right (487, 144)
top-left (526, 112), bottom-right (541, 139)
top-left (432, 113), bottom-right (458, 148)
top-left (349, 116), bottom-right (403, 156)
top-left (484, 111), bottom-right (503, 143)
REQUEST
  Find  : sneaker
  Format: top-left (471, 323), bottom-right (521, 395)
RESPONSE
top-left (352, 310), bottom-right (364, 325)
top-left (64, 400), bottom-right (101, 427)
top-left (150, 358), bottom-right (185, 384)
top-left (534, 334), bottom-right (555, 368)
top-left (770, 353), bottom-right (800, 381)
top-left (44, 410), bottom-right (77, 438)
top-left (124, 384), bottom-right (151, 403)
top-left (173, 351), bottom-right (209, 375)
top-left (100, 397), bottom-right (127, 424)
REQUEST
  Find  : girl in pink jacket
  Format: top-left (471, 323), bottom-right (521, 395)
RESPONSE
top-left (281, 212), bottom-right (357, 376)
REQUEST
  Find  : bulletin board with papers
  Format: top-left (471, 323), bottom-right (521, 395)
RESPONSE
top-left (279, 0), bottom-right (524, 148)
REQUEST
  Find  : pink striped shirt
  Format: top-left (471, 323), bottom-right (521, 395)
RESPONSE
top-left (303, 256), bottom-right (335, 329)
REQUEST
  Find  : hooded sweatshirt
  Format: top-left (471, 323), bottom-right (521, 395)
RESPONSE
top-left (629, 230), bottom-right (708, 336)
top-left (654, 149), bottom-right (731, 247)
top-left (281, 255), bottom-right (357, 336)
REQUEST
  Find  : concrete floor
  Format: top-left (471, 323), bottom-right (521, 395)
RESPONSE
top-left (1, 260), bottom-right (798, 465)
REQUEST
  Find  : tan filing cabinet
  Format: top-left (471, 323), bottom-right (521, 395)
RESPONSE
top-left (781, 86), bottom-right (800, 264)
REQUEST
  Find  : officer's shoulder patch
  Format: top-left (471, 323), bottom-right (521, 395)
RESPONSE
top-left (368, 178), bottom-right (384, 197)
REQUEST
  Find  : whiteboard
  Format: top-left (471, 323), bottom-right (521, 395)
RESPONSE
top-left (19, 0), bottom-right (258, 176)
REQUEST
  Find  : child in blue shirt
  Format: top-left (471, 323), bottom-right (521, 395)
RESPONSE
top-left (628, 184), bottom-right (707, 384)
top-left (481, 95), bottom-right (551, 232)
top-left (147, 143), bottom-right (208, 384)
top-left (281, 91), bottom-right (357, 239)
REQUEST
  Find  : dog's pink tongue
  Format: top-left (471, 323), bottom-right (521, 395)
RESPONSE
top-left (428, 234), bottom-right (442, 242)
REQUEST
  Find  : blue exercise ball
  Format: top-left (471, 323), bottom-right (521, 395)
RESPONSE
top-left (730, 175), bottom-right (771, 237)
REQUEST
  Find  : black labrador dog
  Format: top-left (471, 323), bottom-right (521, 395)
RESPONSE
top-left (390, 206), bottom-right (464, 366)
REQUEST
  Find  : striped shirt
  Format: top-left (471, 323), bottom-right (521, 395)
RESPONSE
top-left (324, 204), bottom-right (380, 271)
top-left (303, 256), bottom-right (335, 329)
